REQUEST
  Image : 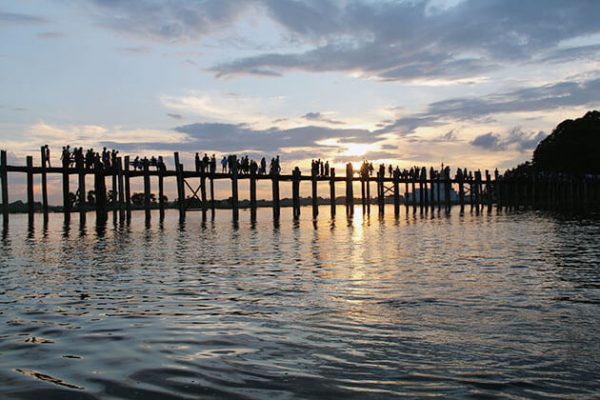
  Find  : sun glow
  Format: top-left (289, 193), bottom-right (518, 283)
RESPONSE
top-left (343, 143), bottom-right (373, 157)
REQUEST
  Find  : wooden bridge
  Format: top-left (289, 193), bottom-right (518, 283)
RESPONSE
top-left (1, 147), bottom-right (598, 226)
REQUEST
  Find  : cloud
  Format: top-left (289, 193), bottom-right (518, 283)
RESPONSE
top-left (427, 76), bottom-right (600, 120)
top-left (504, 128), bottom-right (547, 151)
top-left (212, 0), bottom-right (600, 81)
top-left (375, 75), bottom-right (600, 137)
top-left (85, 0), bottom-right (252, 42)
top-left (0, 11), bottom-right (47, 25)
top-left (470, 132), bottom-right (502, 150)
top-left (166, 113), bottom-right (184, 120)
top-left (171, 122), bottom-right (379, 153)
top-left (470, 129), bottom-right (546, 151)
top-left (74, 1), bottom-right (600, 81)
top-left (302, 111), bottom-right (344, 125)
top-left (160, 92), bottom-right (287, 126)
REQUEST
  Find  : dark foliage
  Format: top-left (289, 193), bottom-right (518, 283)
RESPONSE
top-left (533, 111), bottom-right (600, 174)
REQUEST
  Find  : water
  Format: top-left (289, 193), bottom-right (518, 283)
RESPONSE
top-left (1, 206), bottom-right (600, 399)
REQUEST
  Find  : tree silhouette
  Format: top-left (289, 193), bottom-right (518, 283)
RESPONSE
top-left (533, 110), bottom-right (600, 174)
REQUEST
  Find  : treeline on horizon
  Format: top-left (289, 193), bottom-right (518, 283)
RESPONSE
top-left (509, 110), bottom-right (600, 175)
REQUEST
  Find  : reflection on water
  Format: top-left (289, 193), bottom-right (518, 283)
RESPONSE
top-left (1, 206), bottom-right (600, 399)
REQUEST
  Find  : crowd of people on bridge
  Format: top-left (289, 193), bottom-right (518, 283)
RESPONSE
top-left (131, 155), bottom-right (165, 171)
top-left (210, 154), bottom-right (281, 176)
top-left (310, 159), bottom-right (331, 177)
top-left (48, 145), bottom-right (168, 172)
top-left (43, 145), bottom-right (501, 183)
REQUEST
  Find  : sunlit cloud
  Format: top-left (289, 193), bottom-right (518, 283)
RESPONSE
top-left (160, 92), bottom-right (287, 127)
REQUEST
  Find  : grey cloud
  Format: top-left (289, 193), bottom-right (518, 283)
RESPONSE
top-left (471, 132), bottom-right (502, 150)
top-left (376, 75), bottom-right (600, 137)
top-left (375, 115), bottom-right (444, 136)
top-left (302, 112), bottom-right (344, 125)
top-left (504, 128), bottom-right (547, 151)
top-left (411, 129), bottom-right (463, 143)
top-left (214, 0), bottom-right (600, 80)
top-left (76, 1), bottom-right (600, 81)
top-left (540, 44), bottom-right (600, 64)
top-left (470, 129), bottom-right (547, 152)
top-left (166, 113), bottom-right (184, 120)
top-left (101, 122), bottom-right (385, 155)
top-left (172, 122), bottom-right (380, 152)
top-left (0, 11), bottom-right (47, 25)
top-left (427, 77), bottom-right (600, 120)
top-left (87, 0), bottom-right (251, 42)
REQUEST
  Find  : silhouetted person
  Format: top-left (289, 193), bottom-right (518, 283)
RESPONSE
top-left (194, 152), bottom-right (200, 172)
top-left (260, 157), bottom-right (267, 175)
top-left (210, 154), bottom-right (216, 175)
top-left (44, 145), bottom-right (51, 167)
top-left (221, 156), bottom-right (227, 173)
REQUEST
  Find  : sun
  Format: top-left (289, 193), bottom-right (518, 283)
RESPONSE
top-left (343, 143), bottom-right (373, 157)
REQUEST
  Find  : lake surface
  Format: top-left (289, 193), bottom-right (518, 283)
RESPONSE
top-left (1, 206), bottom-right (600, 399)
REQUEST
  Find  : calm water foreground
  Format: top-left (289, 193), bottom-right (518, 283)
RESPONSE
top-left (1, 206), bottom-right (599, 399)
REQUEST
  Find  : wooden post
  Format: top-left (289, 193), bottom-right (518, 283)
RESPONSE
top-left (436, 171), bottom-right (442, 211)
top-left (311, 167), bottom-right (318, 218)
top-left (444, 169), bottom-right (451, 212)
top-left (94, 157), bottom-right (107, 224)
top-left (173, 152), bottom-right (185, 221)
top-left (404, 174), bottom-right (409, 211)
top-left (468, 176), bottom-right (474, 211)
top-left (393, 169), bottom-right (400, 217)
top-left (158, 163), bottom-right (165, 222)
top-left (77, 154), bottom-right (86, 224)
top-left (200, 169), bottom-right (207, 218)
top-left (292, 167), bottom-right (300, 219)
top-left (411, 172), bottom-right (417, 213)
top-left (143, 161), bottom-right (151, 222)
top-left (360, 176), bottom-right (366, 212)
top-left (423, 172), bottom-right (429, 209)
top-left (485, 170), bottom-right (492, 213)
top-left (231, 156), bottom-right (239, 222)
top-left (418, 171), bottom-right (424, 213)
top-left (250, 163), bottom-right (257, 221)
top-left (377, 171), bottom-right (384, 216)
top-left (117, 157), bottom-right (125, 223)
top-left (495, 170), bottom-right (502, 211)
top-left (26, 156), bottom-right (34, 221)
top-left (209, 173), bottom-right (215, 219)
top-left (272, 169), bottom-right (280, 221)
top-left (329, 168), bottom-right (336, 217)
top-left (62, 154), bottom-right (71, 221)
top-left (366, 175), bottom-right (371, 214)
top-left (345, 163), bottom-right (354, 216)
top-left (458, 174), bottom-right (465, 213)
top-left (1, 150), bottom-right (8, 223)
top-left (111, 163), bottom-right (117, 222)
top-left (40, 147), bottom-right (49, 222)
top-left (124, 156), bottom-right (132, 221)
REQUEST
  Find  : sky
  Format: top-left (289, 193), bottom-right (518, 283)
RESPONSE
top-left (2, 0), bottom-right (600, 176)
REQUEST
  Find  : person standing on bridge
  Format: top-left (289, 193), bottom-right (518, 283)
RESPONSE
top-left (44, 145), bottom-right (51, 168)
top-left (210, 154), bottom-right (216, 175)
top-left (221, 156), bottom-right (227, 173)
